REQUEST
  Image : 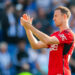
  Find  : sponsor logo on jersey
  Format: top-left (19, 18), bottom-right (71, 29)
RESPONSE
top-left (50, 44), bottom-right (58, 51)
top-left (58, 34), bottom-right (67, 41)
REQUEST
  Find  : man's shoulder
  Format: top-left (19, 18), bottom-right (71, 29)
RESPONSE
top-left (62, 29), bottom-right (74, 41)
top-left (62, 29), bottom-right (74, 36)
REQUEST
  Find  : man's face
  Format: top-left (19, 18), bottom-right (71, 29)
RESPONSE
top-left (53, 10), bottom-right (64, 27)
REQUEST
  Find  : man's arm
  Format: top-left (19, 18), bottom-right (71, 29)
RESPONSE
top-left (28, 25), bottom-right (59, 45)
top-left (21, 17), bottom-right (60, 45)
top-left (22, 14), bottom-right (48, 49)
top-left (24, 27), bottom-right (48, 49)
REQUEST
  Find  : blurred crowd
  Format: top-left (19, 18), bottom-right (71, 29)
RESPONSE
top-left (0, 0), bottom-right (75, 75)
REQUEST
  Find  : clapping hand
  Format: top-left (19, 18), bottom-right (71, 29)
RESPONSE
top-left (20, 14), bottom-right (33, 29)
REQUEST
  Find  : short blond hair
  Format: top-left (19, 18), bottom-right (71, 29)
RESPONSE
top-left (55, 6), bottom-right (71, 19)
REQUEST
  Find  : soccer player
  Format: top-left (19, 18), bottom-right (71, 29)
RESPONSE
top-left (20, 6), bottom-right (74, 75)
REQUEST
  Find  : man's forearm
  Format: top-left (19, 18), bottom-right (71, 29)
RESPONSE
top-left (24, 26), bottom-right (39, 49)
top-left (29, 24), bottom-right (51, 45)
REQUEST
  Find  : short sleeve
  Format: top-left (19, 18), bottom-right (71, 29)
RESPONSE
top-left (47, 34), bottom-right (53, 48)
top-left (47, 31), bottom-right (59, 48)
top-left (55, 31), bottom-right (73, 44)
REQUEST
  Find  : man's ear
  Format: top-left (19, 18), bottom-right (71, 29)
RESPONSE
top-left (64, 14), bottom-right (67, 19)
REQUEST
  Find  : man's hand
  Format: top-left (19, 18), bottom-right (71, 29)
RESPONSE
top-left (20, 17), bottom-right (31, 29)
top-left (23, 14), bottom-right (33, 24)
top-left (20, 14), bottom-right (33, 29)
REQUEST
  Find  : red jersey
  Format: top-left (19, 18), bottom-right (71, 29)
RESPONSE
top-left (48, 29), bottom-right (74, 75)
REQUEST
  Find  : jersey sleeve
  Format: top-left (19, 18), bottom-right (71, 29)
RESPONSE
top-left (47, 33), bottom-right (54, 48)
top-left (55, 31), bottom-right (74, 44)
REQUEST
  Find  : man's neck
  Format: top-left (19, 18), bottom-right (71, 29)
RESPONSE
top-left (59, 22), bottom-right (69, 32)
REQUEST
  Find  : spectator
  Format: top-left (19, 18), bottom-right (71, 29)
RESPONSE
top-left (69, 5), bottom-right (75, 33)
top-left (17, 0), bottom-right (25, 5)
top-left (36, 48), bottom-right (48, 75)
top-left (33, 7), bottom-right (53, 35)
top-left (15, 4), bottom-right (26, 40)
top-left (0, 42), bottom-right (12, 75)
top-left (36, 0), bottom-right (51, 12)
top-left (52, 0), bottom-right (70, 10)
top-left (25, 0), bottom-right (36, 16)
top-left (1, 2), bottom-right (18, 43)
top-left (69, 48), bottom-right (75, 75)
top-left (15, 39), bottom-right (29, 74)
top-left (70, 0), bottom-right (75, 6)
top-left (28, 48), bottom-right (38, 74)
top-left (17, 0), bottom-right (27, 11)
